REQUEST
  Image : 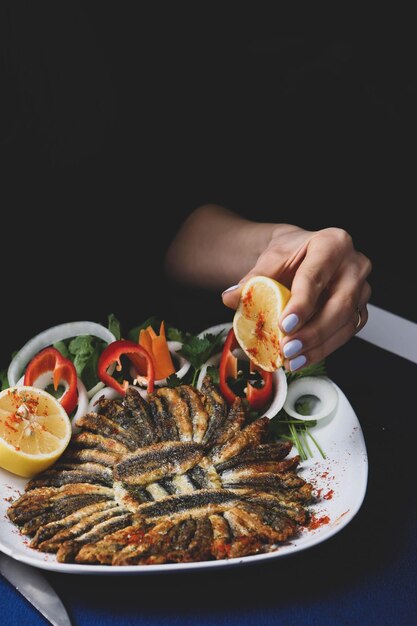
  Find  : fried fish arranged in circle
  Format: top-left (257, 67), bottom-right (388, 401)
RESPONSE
top-left (8, 380), bottom-right (313, 565)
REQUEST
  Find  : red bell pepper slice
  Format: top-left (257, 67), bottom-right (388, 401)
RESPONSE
top-left (219, 328), bottom-right (240, 405)
top-left (24, 347), bottom-right (78, 414)
top-left (98, 340), bottom-right (155, 395)
top-left (245, 362), bottom-right (273, 410)
top-left (219, 328), bottom-right (273, 410)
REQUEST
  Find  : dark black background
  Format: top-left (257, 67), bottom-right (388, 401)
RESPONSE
top-left (1, 11), bottom-right (417, 624)
top-left (1, 7), bottom-right (416, 357)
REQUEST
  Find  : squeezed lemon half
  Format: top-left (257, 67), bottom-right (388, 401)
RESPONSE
top-left (233, 276), bottom-right (291, 372)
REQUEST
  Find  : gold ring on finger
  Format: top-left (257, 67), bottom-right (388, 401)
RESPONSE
top-left (354, 307), bottom-right (362, 329)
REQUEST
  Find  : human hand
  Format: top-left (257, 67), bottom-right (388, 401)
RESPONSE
top-left (222, 225), bottom-right (372, 371)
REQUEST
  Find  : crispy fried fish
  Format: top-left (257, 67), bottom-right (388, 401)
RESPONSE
top-left (7, 380), bottom-right (314, 566)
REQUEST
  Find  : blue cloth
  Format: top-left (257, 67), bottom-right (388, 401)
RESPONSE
top-left (1, 340), bottom-right (417, 626)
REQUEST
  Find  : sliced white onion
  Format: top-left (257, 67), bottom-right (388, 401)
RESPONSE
top-left (197, 322), bottom-right (232, 341)
top-left (283, 376), bottom-right (338, 422)
top-left (87, 385), bottom-right (122, 414)
top-left (262, 367), bottom-right (288, 419)
top-left (72, 379), bottom-right (89, 432)
top-left (7, 321), bottom-right (117, 387)
top-left (87, 381), bottom-right (106, 399)
top-left (196, 353), bottom-right (221, 390)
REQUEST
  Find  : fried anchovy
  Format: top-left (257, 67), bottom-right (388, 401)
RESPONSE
top-left (95, 392), bottom-right (156, 447)
top-left (113, 441), bottom-right (204, 486)
top-left (211, 417), bottom-right (269, 466)
top-left (31, 500), bottom-right (118, 548)
top-left (177, 385), bottom-right (209, 443)
top-left (59, 447), bottom-right (121, 467)
top-left (56, 513), bottom-right (133, 563)
top-left (123, 387), bottom-right (160, 444)
top-left (76, 413), bottom-right (142, 450)
top-left (39, 506), bottom-right (130, 552)
top-left (11, 485), bottom-right (115, 534)
top-left (209, 397), bottom-right (247, 452)
top-left (71, 431), bottom-right (129, 456)
top-left (113, 482), bottom-right (154, 511)
top-left (75, 522), bottom-right (149, 564)
top-left (209, 514), bottom-right (231, 560)
top-left (155, 388), bottom-right (193, 442)
top-left (220, 457), bottom-right (300, 483)
top-left (26, 464), bottom-right (113, 489)
top-left (111, 519), bottom-right (177, 566)
top-left (215, 441), bottom-right (293, 473)
top-left (148, 394), bottom-right (178, 441)
top-left (242, 491), bottom-right (308, 525)
top-left (224, 506), bottom-right (295, 543)
top-left (201, 377), bottom-right (228, 446)
top-left (223, 472), bottom-right (313, 502)
top-left (136, 489), bottom-right (242, 522)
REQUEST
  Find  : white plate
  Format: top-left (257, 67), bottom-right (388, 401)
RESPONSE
top-left (0, 381), bottom-right (367, 575)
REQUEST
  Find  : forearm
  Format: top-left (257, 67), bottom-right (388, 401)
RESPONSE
top-left (164, 204), bottom-right (278, 290)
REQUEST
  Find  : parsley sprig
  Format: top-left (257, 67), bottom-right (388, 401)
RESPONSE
top-left (167, 328), bottom-right (225, 386)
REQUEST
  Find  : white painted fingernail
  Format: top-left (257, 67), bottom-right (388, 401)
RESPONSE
top-left (290, 355), bottom-right (307, 372)
top-left (222, 284), bottom-right (240, 295)
top-left (283, 339), bottom-right (303, 358)
top-left (282, 313), bottom-right (299, 333)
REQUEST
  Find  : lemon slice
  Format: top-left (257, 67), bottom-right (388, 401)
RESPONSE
top-left (233, 276), bottom-right (291, 372)
top-left (0, 386), bottom-right (71, 478)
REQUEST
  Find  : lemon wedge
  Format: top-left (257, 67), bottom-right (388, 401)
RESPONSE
top-left (233, 275), bottom-right (291, 372)
top-left (0, 386), bottom-right (71, 477)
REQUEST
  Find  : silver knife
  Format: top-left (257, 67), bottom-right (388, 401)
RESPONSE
top-left (0, 552), bottom-right (72, 626)
top-left (357, 303), bottom-right (417, 364)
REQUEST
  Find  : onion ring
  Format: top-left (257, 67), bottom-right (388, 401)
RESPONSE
top-left (283, 376), bottom-right (338, 422)
top-left (8, 321), bottom-right (117, 387)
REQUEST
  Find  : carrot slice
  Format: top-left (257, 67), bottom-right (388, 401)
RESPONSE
top-left (152, 324), bottom-right (175, 379)
top-left (137, 322), bottom-right (175, 380)
top-left (146, 325), bottom-right (157, 340)
top-left (139, 328), bottom-right (153, 355)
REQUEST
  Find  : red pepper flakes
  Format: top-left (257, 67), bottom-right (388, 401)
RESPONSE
top-left (212, 540), bottom-right (232, 558)
top-left (308, 514), bottom-right (330, 530)
top-left (242, 286), bottom-right (254, 306)
top-left (323, 489), bottom-right (334, 500)
top-left (8, 413), bottom-right (23, 424)
top-left (5, 422), bottom-right (18, 433)
top-left (255, 311), bottom-right (266, 340)
top-left (127, 529), bottom-right (146, 544)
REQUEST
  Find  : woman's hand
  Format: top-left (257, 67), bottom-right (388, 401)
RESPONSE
top-left (222, 225), bottom-right (372, 371)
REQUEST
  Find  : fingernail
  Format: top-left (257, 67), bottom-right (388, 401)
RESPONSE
top-left (290, 355), bottom-right (307, 372)
top-left (282, 313), bottom-right (299, 333)
top-left (283, 339), bottom-right (303, 359)
top-left (222, 284), bottom-right (240, 295)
